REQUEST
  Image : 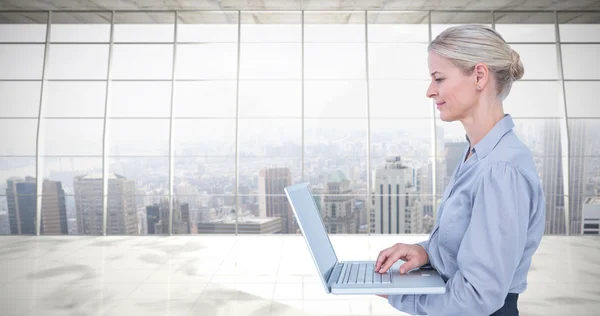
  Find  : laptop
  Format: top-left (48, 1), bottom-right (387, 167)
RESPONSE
top-left (284, 182), bottom-right (447, 295)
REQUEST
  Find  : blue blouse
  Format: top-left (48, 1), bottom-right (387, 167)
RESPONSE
top-left (388, 114), bottom-right (546, 315)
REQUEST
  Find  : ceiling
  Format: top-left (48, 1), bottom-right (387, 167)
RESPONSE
top-left (0, 1), bottom-right (598, 24)
top-left (1, 0), bottom-right (599, 11)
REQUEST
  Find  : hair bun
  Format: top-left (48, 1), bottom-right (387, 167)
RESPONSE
top-left (510, 49), bottom-right (524, 81)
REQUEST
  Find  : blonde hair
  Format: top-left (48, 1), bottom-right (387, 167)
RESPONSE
top-left (428, 24), bottom-right (524, 100)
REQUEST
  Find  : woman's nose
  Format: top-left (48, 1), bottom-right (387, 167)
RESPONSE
top-left (426, 82), bottom-right (436, 98)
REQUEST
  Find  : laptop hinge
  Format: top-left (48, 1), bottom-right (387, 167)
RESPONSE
top-left (327, 262), bottom-right (343, 287)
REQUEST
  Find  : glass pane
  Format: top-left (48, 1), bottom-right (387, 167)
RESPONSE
top-left (578, 196), bottom-right (600, 235)
top-left (565, 81), bottom-right (600, 117)
top-left (239, 81), bottom-right (301, 118)
top-left (313, 195), bottom-right (366, 234)
top-left (504, 81), bottom-right (563, 118)
top-left (40, 182), bottom-right (69, 235)
top-left (106, 195), bottom-right (157, 235)
top-left (0, 158), bottom-right (36, 191)
top-left (304, 11), bottom-right (365, 43)
top-left (114, 12), bottom-right (175, 43)
top-left (175, 43), bottom-right (237, 80)
top-left (192, 195), bottom-right (235, 234)
top-left (0, 196), bottom-right (9, 235)
top-left (371, 118), bottom-right (433, 161)
top-left (369, 80), bottom-right (431, 118)
top-left (174, 157), bottom-right (235, 195)
top-left (559, 12), bottom-right (600, 43)
top-left (512, 119), bottom-right (563, 157)
top-left (41, 119), bottom-right (104, 156)
top-left (568, 119), bottom-right (599, 157)
top-left (367, 11), bottom-right (429, 43)
top-left (239, 119), bottom-right (302, 157)
top-left (4, 193), bottom-right (37, 235)
top-left (0, 119), bottom-right (38, 156)
top-left (0, 44), bottom-right (45, 79)
top-left (510, 44), bottom-right (558, 80)
top-left (232, 194), bottom-right (292, 234)
top-left (143, 197), bottom-right (191, 235)
top-left (109, 81), bottom-right (171, 118)
top-left (305, 158), bottom-right (367, 195)
top-left (0, 12), bottom-right (47, 42)
top-left (0, 25), bottom-right (46, 43)
top-left (494, 12), bottom-right (556, 43)
top-left (108, 157), bottom-right (169, 195)
top-left (431, 11), bottom-right (492, 38)
top-left (368, 43), bottom-right (429, 80)
top-left (305, 119), bottom-right (366, 157)
top-left (108, 119), bottom-right (170, 156)
top-left (240, 43), bottom-right (301, 79)
top-left (371, 155), bottom-right (433, 196)
top-left (372, 193), bottom-right (430, 234)
top-left (239, 157), bottom-right (302, 193)
top-left (305, 43), bottom-right (365, 79)
top-left (177, 11), bottom-right (239, 43)
top-left (544, 195), bottom-right (567, 235)
top-left (561, 44), bottom-right (600, 80)
top-left (73, 174), bottom-right (104, 235)
top-left (305, 81), bottom-right (366, 118)
top-left (50, 12), bottom-right (111, 43)
top-left (240, 11), bottom-right (301, 43)
top-left (0, 81), bottom-right (41, 117)
top-left (47, 44), bottom-right (109, 80)
top-left (173, 81), bottom-right (237, 117)
top-left (44, 81), bottom-right (106, 117)
top-left (112, 44), bottom-right (173, 79)
top-left (174, 119), bottom-right (236, 156)
top-left (41, 157), bottom-right (102, 195)
top-left (435, 120), bottom-right (465, 144)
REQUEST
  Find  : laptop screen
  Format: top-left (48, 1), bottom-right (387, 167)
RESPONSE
top-left (285, 183), bottom-right (338, 287)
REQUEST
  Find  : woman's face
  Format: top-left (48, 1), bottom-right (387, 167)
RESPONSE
top-left (426, 52), bottom-right (479, 122)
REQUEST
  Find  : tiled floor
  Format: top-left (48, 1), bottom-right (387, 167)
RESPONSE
top-left (0, 235), bottom-right (598, 316)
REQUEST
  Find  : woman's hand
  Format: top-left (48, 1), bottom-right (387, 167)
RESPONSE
top-left (375, 243), bottom-right (429, 275)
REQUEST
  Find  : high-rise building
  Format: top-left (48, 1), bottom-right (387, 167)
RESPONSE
top-left (323, 171), bottom-right (357, 234)
top-left (582, 197), bottom-right (600, 235)
top-left (74, 173), bottom-right (138, 235)
top-left (6, 177), bottom-right (36, 235)
top-left (258, 168), bottom-right (293, 233)
top-left (151, 199), bottom-right (192, 234)
top-left (540, 120), bottom-right (566, 234)
top-left (0, 211), bottom-right (9, 235)
top-left (569, 119), bottom-right (588, 234)
top-left (146, 205), bottom-right (160, 234)
top-left (40, 180), bottom-right (68, 235)
top-left (372, 157), bottom-right (421, 234)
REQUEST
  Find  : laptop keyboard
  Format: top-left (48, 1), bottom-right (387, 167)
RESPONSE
top-left (337, 263), bottom-right (392, 284)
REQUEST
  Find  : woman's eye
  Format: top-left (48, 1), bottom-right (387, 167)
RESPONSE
top-left (435, 78), bottom-right (444, 83)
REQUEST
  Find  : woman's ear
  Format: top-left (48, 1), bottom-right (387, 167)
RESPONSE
top-left (474, 63), bottom-right (489, 90)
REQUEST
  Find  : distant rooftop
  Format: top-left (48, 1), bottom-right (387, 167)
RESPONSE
top-left (585, 197), bottom-right (600, 205)
top-left (328, 170), bottom-right (348, 183)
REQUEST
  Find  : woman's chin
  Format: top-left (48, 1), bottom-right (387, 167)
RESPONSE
top-left (439, 112), bottom-right (454, 122)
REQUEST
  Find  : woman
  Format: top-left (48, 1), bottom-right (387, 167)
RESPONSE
top-left (375, 24), bottom-right (546, 316)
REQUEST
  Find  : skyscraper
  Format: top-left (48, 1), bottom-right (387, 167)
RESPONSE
top-left (372, 157), bottom-right (421, 234)
top-left (323, 171), bottom-right (357, 234)
top-left (151, 199), bottom-right (192, 234)
top-left (6, 177), bottom-right (36, 235)
top-left (568, 119), bottom-right (588, 234)
top-left (540, 120), bottom-right (566, 234)
top-left (74, 173), bottom-right (138, 235)
top-left (258, 167), bottom-right (293, 233)
top-left (40, 180), bottom-right (68, 235)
